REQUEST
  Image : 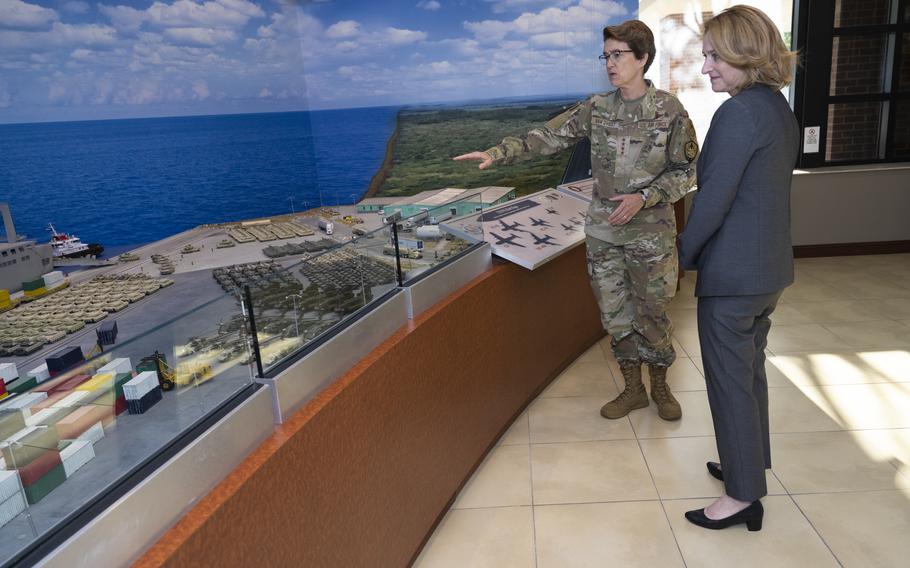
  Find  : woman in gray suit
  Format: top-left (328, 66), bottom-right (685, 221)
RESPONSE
top-left (678, 5), bottom-right (799, 531)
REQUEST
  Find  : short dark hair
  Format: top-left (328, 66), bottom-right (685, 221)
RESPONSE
top-left (603, 20), bottom-right (656, 75)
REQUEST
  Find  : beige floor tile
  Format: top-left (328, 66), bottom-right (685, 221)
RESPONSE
top-left (771, 431), bottom-right (908, 493)
top-left (848, 429), bottom-right (910, 473)
top-left (528, 397), bottom-right (635, 444)
top-left (824, 319), bottom-right (910, 348)
top-left (826, 275), bottom-right (910, 300)
top-left (762, 358), bottom-right (794, 387)
top-left (767, 324), bottom-right (852, 353)
top-left (794, 490), bottom-right (910, 568)
top-left (669, 292), bottom-right (699, 310)
top-left (541, 360), bottom-right (617, 399)
top-left (535, 501), bottom-right (684, 568)
top-left (498, 412), bottom-right (529, 446)
top-left (779, 278), bottom-right (850, 303)
top-left (413, 507), bottom-right (535, 568)
top-left (691, 355), bottom-right (704, 374)
top-left (668, 307), bottom-right (698, 329)
top-left (768, 304), bottom-right (814, 325)
top-left (575, 342), bottom-right (607, 364)
top-left (644, 357), bottom-right (705, 391)
top-left (900, 319), bottom-right (910, 329)
top-left (673, 327), bottom-right (702, 358)
top-left (788, 299), bottom-right (890, 324)
top-left (664, 496), bottom-right (840, 568)
top-left (454, 445), bottom-right (532, 509)
top-left (855, 349), bottom-right (910, 382)
top-left (768, 387), bottom-right (845, 433)
top-left (640, 436), bottom-right (786, 499)
top-left (530, 440), bottom-right (657, 504)
top-left (768, 351), bottom-right (910, 387)
top-left (628, 390), bottom-right (717, 439)
top-left (867, 297), bottom-right (910, 319)
top-left (795, 383), bottom-right (910, 430)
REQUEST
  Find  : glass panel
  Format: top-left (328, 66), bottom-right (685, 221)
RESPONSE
top-left (825, 102), bottom-right (884, 161)
top-left (830, 34), bottom-right (890, 95)
top-left (893, 102), bottom-right (910, 158)
top-left (834, 0), bottom-right (892, 27)
top-left (0, 280), bottom-right (253, 563)
top-left (392, 189), bottom-right (490, 284)
top-left (247, 223), bottom-right (399, 375)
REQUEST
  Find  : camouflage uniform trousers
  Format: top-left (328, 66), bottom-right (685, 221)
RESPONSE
top-left (585, 234), bottom-right (678, 367)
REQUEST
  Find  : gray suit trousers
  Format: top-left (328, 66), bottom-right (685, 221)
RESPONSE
top-left (697, 291), bottom-right (782, 502)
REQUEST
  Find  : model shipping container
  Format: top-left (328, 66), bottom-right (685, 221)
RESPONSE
top-left (96, 321), bottom-right (118, 346)
top-left (45, 346), bottom-right (84, 376)
top-left (21, 278), bottom-right (45, 292)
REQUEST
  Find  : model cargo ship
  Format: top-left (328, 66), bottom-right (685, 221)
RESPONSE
top-left (47, 224), bottom-right (103, 259)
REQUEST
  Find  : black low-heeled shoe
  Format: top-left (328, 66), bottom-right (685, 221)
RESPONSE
top-left (685, 500), bottom-right (763, 531)
top-left (707, 461), bottom-right (724, 481)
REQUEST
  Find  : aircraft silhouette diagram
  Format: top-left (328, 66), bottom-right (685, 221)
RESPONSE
top-left (498, 219), bottom-right (523, 231)
top-left (529, 232), bottom-right (558, 246)
top-left (529, 217), bottom-right (553, 228)
top-left (561, 223), bottom-right (576, 231)
top-left (546, 207), bottom-right (558, 215)
top-left (490, 232), bottom-right (525, 247)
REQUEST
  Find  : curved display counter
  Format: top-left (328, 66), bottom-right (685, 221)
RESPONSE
top-left (136, 244), bottom-right (602, 567)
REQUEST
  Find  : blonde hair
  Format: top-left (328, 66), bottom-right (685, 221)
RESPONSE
top-left (703, 5), bottom-right (797, 92)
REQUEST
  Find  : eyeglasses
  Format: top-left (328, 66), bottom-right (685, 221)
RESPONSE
top-left (599, 50), bottom-right (634, 63)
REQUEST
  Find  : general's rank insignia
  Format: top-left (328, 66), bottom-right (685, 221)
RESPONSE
top-left (684, 140), bottom-right (698, 161)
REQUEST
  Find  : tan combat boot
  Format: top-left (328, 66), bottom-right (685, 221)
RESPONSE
top-left (601, 364), bottom-right (649, 419)
top-left (649, 365), bottom-right (682, 421)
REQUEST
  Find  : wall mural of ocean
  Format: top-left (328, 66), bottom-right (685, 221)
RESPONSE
top-left (0, 107), bottom-right (398, 249)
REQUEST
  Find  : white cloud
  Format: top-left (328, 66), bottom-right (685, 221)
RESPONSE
top-left (62, 1), bottom-right (90, 14)
top-left (384, 27), bottom-right (426, 45)
top-left (465, 0), bottom-right (628, 43)
top-left (326, 19), bottom-right (359, 39)
top-left (146, 0), bottom-right (264, 30)
top-left (192, 79), bottom-right (209, 99)
top-left (99, 4), bottom-right (146, 32)
top-left (416, 1), bottom-right (441, 10)
top-left (258, 86), bottom-right (271, 97)
top-left (164, 26), bottom-right (237, 46)
top-left (0, 81), bottom-right (11, 107)
top-left (53, 21), bottom-right (118, 46)
top-left (0, 0), bottom-right (58, 30)
top-left (484, 0), bottom-right (573, 13)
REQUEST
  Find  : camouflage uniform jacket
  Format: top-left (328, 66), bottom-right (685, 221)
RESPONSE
top-left (485, 82), bottom-right (698, 245)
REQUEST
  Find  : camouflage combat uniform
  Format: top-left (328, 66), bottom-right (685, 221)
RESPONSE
top-left (485, 81), bottom-right (698, 366)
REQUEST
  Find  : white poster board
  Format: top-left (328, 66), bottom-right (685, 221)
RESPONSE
top-left (442, 188), bottom-right (589, 270)
top-left (556, 177), bottom-right (594, 202)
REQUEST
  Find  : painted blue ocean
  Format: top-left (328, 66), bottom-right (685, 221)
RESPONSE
top-left (0, 107), bottom-right (398, 248)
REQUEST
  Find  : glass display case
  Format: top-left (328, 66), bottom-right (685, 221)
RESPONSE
top-left (0, 280), bottom-right (257, 565)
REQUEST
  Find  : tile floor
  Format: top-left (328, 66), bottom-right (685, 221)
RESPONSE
top-left (414, 254), bottom-right (910, 568)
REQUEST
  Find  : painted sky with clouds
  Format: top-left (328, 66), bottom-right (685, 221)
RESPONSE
top-left (0, 0), bottom-right (635, 123)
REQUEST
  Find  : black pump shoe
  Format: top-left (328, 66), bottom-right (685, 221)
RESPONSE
top-left (707, 461), bottom-right (724, 481)
top-left (685, 500), bottom-right (763, 531)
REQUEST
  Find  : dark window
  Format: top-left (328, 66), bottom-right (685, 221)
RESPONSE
top-left (795, 0), bottom-right (909, 166)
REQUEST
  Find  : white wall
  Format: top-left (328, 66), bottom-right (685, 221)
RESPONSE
top-left (791, 165), bottom-right (910, 246)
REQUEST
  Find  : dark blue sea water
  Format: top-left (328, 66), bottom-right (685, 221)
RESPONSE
top-left (0, 107), bottom-right (397, 247)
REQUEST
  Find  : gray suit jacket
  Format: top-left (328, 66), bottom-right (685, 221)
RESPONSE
top-left (678, 86), bottom-right (799, 297)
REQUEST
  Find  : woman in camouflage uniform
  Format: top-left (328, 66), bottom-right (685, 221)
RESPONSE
top-left (455, 20), bottom-right (698, 421)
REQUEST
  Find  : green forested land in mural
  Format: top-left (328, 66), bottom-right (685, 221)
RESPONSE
top-left (375, 103), bottom-right (577, 198)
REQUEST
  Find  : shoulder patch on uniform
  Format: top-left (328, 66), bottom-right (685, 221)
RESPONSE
top-left (684, 140), bottom-right (698, 161)
top-left (545, 102), bottom-right (582, 129)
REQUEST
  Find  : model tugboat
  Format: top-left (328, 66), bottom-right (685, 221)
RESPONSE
top-left (48, 224), bottom-right (104, 259)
